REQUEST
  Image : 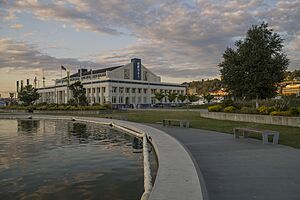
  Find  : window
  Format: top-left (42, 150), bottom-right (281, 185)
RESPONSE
top-left (143, 71), bottom-right (148, 81)
top-left (87, 88), bottom-right (91, 93)
top-left (126, 88), bottom-right (130, 93)
top-left (119, 96), bottom-right (123, 103)
top-left (92, 88), bottom-right (95, 93)
top-left (144, 89), bottom-right (147, 94)
top-left (132, 88), bottom-right (136, 93)
top-left (112, 87), bottom-right (117, 93)
top-left (124, 69), bottom-right (130, 79)
top-left (102, 87), bottom-right (106, 93)
top-left (112, 96), bottom-right (116, 103)
top-left (119, 87), bottom-right (124, 93)
top-left (138, 88), bottom-right (142, 93)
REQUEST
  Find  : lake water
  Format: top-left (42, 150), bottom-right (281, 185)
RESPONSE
top-left (0, 119), bottom-right (157, 200)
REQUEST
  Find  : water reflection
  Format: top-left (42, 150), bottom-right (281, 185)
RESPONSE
top-left (17, 120), bottom-right (40, 134)
top-left (0, 119), bottom-right (157, 200)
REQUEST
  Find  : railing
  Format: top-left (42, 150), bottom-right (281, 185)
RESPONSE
top-left (74, 118), bottom-right (153, 200)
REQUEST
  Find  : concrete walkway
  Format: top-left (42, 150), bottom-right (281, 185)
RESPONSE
top-left (149, 124), bottom-right (300, 200)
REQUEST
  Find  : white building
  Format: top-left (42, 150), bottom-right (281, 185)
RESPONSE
top-left (37, 58), bottom-right (186, 108)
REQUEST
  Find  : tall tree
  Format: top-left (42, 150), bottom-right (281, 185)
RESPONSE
top-left (167, 92), bottom-right (177, 103)
top-left (203, 93), bottom-right (214, 103)
top-left (219, 22), bottom-right (289, 100)
top-left (177, 94), bottom-right (187, 103)
top-left (18, 85), bottom-right (40, 106)
top-left (187, 94), bottom-right (199, 103)
top-left (154, 91), bottom-right (165, 103)
top-left (68, 81), bottom-right (87, 106)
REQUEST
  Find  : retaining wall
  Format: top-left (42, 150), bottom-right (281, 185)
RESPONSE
top-left (200, 111), bottom-right (300, 127)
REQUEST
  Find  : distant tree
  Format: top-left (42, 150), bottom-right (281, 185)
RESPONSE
top-left (18, 85), bottom-right (39, 106)
top-left (68, 81), bottom-right (87, 106)
top-left (203, 93), bottom-right (214, 103)
top-left (219, 22), bottom-right (289, 100)
top-left (177, 94), bottom-right (187, 103)
top-left (154, 91), bottom-right (165, 103)
top-left (167, 92), bottom-right (177, 103)
top-left (187, 94), bottom-right (199, 103)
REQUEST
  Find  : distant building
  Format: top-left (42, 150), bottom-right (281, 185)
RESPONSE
top-left (37, 58), bottom-right (186, 107)
top-left (187, 88), bottom-right (197, 95)
top-left (281, 84), bottom-right (300, 96)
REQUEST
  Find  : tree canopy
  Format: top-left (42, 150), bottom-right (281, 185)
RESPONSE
top-left (219, 22), bottom-right (289, 100)
top-left (18, 85), bottom-right (39, 105)
top-left (154, 91), bottom-right (165, 103)
top-left (68, 81), bottom-right (87, 106)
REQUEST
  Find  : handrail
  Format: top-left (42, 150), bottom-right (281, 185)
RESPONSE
top-left (73, 118), bottom-right (153, 200)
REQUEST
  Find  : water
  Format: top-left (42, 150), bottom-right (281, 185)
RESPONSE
top-left (0, 119), bottom-right (157, 200)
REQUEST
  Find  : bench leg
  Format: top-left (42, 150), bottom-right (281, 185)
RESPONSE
top-left (234, 129), bottom-right (239, 139)
top-left (163, 120), bottom-right (166, 126)
top-left (186, 122), bottom-right (190, 128)
top-left (262, 133), bottom-right (269, 144)
top-left (180, 121), bottom-right (183, 128)
top-left (273, 133), bottom-right (279, 144)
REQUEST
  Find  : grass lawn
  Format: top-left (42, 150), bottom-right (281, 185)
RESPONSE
top-left (59, 110), bottom-right (300, 149)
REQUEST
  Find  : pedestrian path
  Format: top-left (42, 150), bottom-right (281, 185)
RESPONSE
top-left (149, 124), bottom-right (300, 200)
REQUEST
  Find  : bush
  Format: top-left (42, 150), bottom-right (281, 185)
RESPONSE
top-left (208, 105), bottom-right (223, 112)
top-left (222, 99), bottom-right (233, 108)
top-left (257, 106), bottom-right (276, 115)
top-left (240, 107), bottom-right (258, 114)
top-left (270, 111), bottom-right (291, 116)
top-left (289, 107), bottom-right (299, 116)
top-left (224, 106), bottom-right (236, 113)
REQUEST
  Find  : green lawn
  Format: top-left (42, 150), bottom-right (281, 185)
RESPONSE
top-left (59, 110), bottom-right (300, 149)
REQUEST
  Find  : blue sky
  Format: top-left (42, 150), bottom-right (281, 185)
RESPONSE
top-left (0, 0), bottom-right (299, 97)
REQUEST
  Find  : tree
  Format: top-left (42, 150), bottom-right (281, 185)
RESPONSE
top-left (154, 91), bottom-right (165, 103)
top-left (219, 22), bottom-right (289, 100)
top-left (68, 81), bottom-right (87, 106)
top-left (167, 92), bottom-right (177, 103)
top-left (203, 93), bottom-right (214, 104)
top-left (187, 94), bottom-right (199, 103)
top-left (18, 85), bottom-right (40, 106)
top-left (177, 94), bottom-right (187, 103)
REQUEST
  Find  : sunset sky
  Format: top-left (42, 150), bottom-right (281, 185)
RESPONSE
top-left (0, 0), bottom-right (299, 97)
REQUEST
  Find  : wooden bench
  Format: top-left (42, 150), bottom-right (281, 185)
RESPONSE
top-left (162, 119), bottom-right (190, 128)
top-left (233, 127), bottom-right (280, 144)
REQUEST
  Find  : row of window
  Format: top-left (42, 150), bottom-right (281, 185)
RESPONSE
top-left (86, 87), bottom-right (106, 94)
top-left (111, 96), bottom-right (147, 104)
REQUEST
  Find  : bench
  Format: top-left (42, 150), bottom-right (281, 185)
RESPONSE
top-left (162, 119), bottom-right (190, 128)
top-left (233, 127), bottom-right (280, 144)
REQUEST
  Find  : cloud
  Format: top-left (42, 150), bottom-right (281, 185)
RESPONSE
top-left (9, 23), bottom-right (24, 29)
top-left (0, 0), bottom-right (299, 81)
top-left (0, 38), bottom-right (94, 74)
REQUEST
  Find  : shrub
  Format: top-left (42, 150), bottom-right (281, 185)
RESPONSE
top-left (257, 106), bottom-right (276, 115)
top-left (208, 105), bottom-right (223, 112)
top-left (222, 99), bottom-right (233, 108)
top-left (224, 106), bottom-right (236, 113)
top-left (289, 107), bottom-right (299, 116)
top-left (270, 111), bottom-right (291, 116)
top-left (240, 107), bottom-right (258, 114)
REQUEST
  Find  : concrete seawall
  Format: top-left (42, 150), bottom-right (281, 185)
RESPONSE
top-left (200, 111), bottom-right (300, 127)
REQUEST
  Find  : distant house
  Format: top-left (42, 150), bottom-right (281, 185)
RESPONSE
top-left (282, 84), bottom-right (300, 96)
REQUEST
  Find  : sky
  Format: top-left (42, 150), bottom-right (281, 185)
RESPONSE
top-left (0, 0), bottom-right (299, 97)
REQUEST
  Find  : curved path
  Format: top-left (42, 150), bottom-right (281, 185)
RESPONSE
top-left (149, 124), bottom-right (300, 200)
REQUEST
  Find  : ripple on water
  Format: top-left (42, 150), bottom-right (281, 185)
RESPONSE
top-left (0, 119), bottom-right (156, 200)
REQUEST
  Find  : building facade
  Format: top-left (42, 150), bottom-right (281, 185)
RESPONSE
top-left (37, 58), bottom-right (186, 107)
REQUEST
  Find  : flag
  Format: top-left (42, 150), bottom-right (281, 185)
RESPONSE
top-left (61, 65), bottom-right (66, 71)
